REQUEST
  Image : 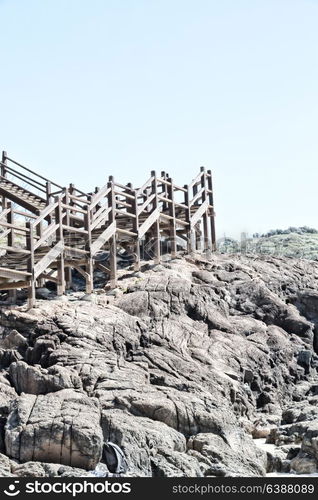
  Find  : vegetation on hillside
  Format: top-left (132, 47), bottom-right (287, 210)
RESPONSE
top-left (218, 227), bottom-right (318, 260)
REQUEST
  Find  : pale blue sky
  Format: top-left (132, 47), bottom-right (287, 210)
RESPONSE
top-left (1, 0), bottom-right (317, 238)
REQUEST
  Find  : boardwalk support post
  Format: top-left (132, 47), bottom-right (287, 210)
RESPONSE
top-left (108, 177), bottom-right (117, 288)
top-left (84, 204), bottom-right (93, 293)
top-left (151, 171), bottom-right (160, 265)
top-left (54, 197), bottom-right (65, 296)
top-left (26, 221), bottom-right (35, 308)
top-left (207, 169), bottom-right (216, 251)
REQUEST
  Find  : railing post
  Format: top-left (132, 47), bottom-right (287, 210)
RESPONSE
top-left (7, 202), bottom-right (16, 303)
top-left (7, 202), bottom-right (13, 247)
top-left (1, 151), bottom-right (7, 209)
top-left (46, 181), bottom-right (52, 205)
top-left (26, 221), bottom-right (35, 308)
top-left (207, 169), bottom-right (216, 251)
top-left (94, 186), bottom-right (101, 215)
top-left (107, 177), bottom-right (117, 288)
top-left (1, 151), bottom-right (7, 177)
top-left (200, 166), bottom-right (209, 253)
top-left (192, 169), bottom-right (202, 252)
top-left (62, 188), bottom-right (73, 289)
top-left (54, 197), bottom-right (65, 296)
top-left (167, 177), bottom-right (177, 257)
top-left (35, 209), bottom-right (43, 240)
top-left (161, 171), bottom-right (167, 211)
top-left (151, 171), bottom-right (160, 264)
top-left (192, 179), bottom-right (198, 205)
top-left (127, 182), bottom-right (140, 271)
top-left (63, 187), bottom-right (70, 225)
top-left (35, 209), bottom-right (45, 287)
top-left (68, 184), bottom-right (75, 225)
top-left (63, 187), bottom-right (72, 289)
top-left (184, 184), bottom-right (194, 253)
top-left (84, 204), bottom-right (93, 293)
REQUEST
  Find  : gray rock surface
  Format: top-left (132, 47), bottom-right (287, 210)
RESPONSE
top-left (0, 253), bottom-right (317, 476)
top-left (5, 390), bottom-right (103, 469)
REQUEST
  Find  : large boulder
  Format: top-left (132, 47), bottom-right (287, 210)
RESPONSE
top-left (101, 410), bottom-right (201, 477)
top-left (5, 389), bottom-right (103, 470)
top-left (302, 422), bottom-right (318, 461)
top-left (0, 375), bottom-right (17, 453)
top-left (9, 361), bottom-right (82, 395)
top-left (187, 431), bottom-right (266, 477)
top-left (0, 453), bottom-right (13, 477)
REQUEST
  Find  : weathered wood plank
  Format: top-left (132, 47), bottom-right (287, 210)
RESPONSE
top-left (0, 245), bottom-right (31, 255)
top-left (138, 207), bottom-right (160, 238)
top-left (91, 221), bottom-right (116, 255)
top-left (0, 267), bottom-right (31, 279)
top-left (138, 193), bottom-right (155, 215)
top-left (34, 223), bottom-right (59, 250)
top-left (0, 280), bottom-right (30, 290)
top-left (190, 198), bottom-right (209, 226)
top-left (33, 241), bottom-right (64, 278)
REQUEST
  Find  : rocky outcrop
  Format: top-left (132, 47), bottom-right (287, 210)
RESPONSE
top-left (5, 390), bottom-right (103, 469)
top-left (0, 253), bottom-right (318, 476)
top-left (9, 361), bottom-right (82, 394)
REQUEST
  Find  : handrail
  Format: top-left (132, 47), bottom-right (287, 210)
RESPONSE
top-left (50, 189), bottom-right (65, 196)
top-left (114, 190), bottom-right (135, 201)
top-left (0, 207), bottom-right (11, 221)
top-left (67, 193), bottom-right (89, 204)
top-left (12, 209), bottom-right (37, 219)
top-left (114, 208), bottom-right (136, 218)
top-left (89, 185), bottom-right (111, 211)
top-left (33, 201), bottom-right (59, 228)
top-left (138, 193), bottom-right (155, 215)
top-left (0, 171), bottom-right (47, 199)
top-left (113, 181), bottom-right (135, 192)
top-left (91, 206), bottom-right (112, 230)
top-left (34, 223), bottom-right (59, 250)
top-left (173, 184), bottom-right (187, 193)
top-left (135, 176), bottom-right (154, 196)
top-left (3, 164), bottom-right (47, 192)
top-left (61, 202), bottom-right (86, 215)
top-left (70, 186), bottom-right (89, 197)
top-left (189, 170), bottom-right (205, 189)
top-left (174, 201), bottom-right (187, 210)
top-left (0, 245), bottom-right (31, 255)
top-left (160, 212), bottom-right (188, 226)
top-left (5, 156), bottom-right (63, 189)
top-left (0, 228), bottom-right (11, 239)
top-left (115, 199), bottom-right (132, 209)
top-left (190, 186), bottom-right (205, 206)
top-left (0, 221), bottom-right (31, 233)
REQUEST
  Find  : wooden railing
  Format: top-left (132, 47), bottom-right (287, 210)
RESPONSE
top-left (0, 152), bottom-right (216, 307)
top-left (1, 151), bottom-right (64, 203)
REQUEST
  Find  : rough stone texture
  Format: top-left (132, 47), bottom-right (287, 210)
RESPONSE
top-left (5, 390), bottom-right (103, 469)
top-left (0, 253), bottom-right (317, 476)
top-left (290, 453), bottom-right (318, 474)
top-left (0, 453), bottom-right (13, 477)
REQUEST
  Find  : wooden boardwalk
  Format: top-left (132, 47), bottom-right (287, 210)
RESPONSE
top-left (0, 151), bottom-right (216, 307)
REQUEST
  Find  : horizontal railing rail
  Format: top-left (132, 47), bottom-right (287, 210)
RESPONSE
top-left (4, 155), bottom-right (63, 190)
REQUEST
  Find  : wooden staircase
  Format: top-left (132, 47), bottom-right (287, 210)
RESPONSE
top-left (0, 152), bottom-right (216, 308)
top-left (0, 177), bottom-right (47, 213)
